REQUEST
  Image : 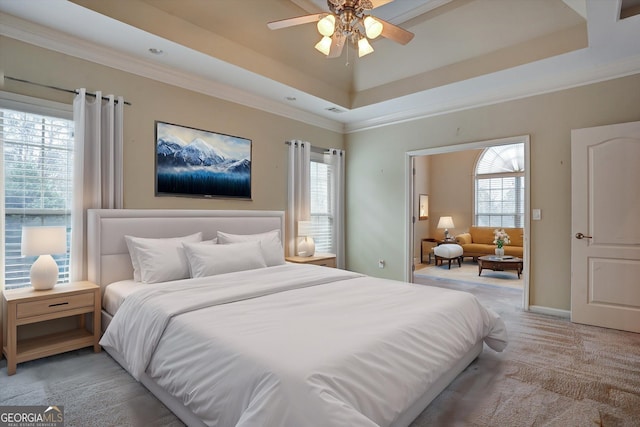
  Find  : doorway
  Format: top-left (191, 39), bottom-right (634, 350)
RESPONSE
top-left (404, 135), bottom-right (531, 310)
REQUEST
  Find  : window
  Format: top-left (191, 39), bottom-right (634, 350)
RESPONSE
top-left (474, 143), bottom-right (525, 228)
top-left (310, 151), bottom-right (334, 253)
top-left (1, 98), bottom-right (74, 290)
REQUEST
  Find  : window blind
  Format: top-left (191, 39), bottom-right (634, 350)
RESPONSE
top-left (1, 107), bottom-right (74, 289)
top-left (475, 143), bottom-right (525, 228)
top-left (310, 154), bottom-right (334, 253)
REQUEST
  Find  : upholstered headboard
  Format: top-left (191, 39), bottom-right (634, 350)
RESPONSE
top-left (87, 209), bottom-right (285, 293)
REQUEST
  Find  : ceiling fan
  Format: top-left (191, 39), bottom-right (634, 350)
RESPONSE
top-left (267, 0), bottom-right (415, 59)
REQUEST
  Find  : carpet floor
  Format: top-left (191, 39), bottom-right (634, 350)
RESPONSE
top-left (1, 278), bottom-right (639, 426)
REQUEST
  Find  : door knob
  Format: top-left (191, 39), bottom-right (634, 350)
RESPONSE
top-left (575, 232), bottom-right (593, 239)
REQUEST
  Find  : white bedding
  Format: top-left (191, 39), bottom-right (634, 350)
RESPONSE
top-left (100, 264), bottom-right (507, 427)
top-left (102, 279), bottom-right (146, 315)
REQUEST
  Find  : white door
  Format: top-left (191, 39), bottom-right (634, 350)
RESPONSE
top-left (571, 121), bottom-right (640, 333)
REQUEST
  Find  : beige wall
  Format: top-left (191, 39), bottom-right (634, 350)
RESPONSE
top-left (427, 150), bottom-right (481, 239)
top-left (346, 73), bottom-right (640, 311)
top-left (0, 36), bottom-right (344, 212)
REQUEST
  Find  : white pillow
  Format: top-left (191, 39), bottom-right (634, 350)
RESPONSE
top-left (125, 232), bottom-right (203, 282)
top-left (216, 230), bottom-right (285, 267)
top-left (183, 241), bottom-right (267, 278)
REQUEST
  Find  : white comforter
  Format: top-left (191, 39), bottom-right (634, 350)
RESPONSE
top-left (100, 264), bottom-right (507, 427)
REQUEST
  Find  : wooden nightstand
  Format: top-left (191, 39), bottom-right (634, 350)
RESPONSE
top-left (2, 281), bottom-right (101, 375)
top-left (286, 253), bottom-right (337, 268)
top-left (421, 238), bottom-right (437, 264)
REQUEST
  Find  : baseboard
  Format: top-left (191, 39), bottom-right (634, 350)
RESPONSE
top-left (528, 305), bottom-right (571, 319)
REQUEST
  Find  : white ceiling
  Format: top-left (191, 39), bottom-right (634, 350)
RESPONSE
top-left (1, 0), bottom-right (639, 133)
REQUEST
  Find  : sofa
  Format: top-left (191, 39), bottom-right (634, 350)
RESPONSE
top-left (455, 226), bottom-right (524, 259)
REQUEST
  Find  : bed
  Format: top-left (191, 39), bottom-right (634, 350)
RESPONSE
top-left (88, 209), bottom-right (507, 427)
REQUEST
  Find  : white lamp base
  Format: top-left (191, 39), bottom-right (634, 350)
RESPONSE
top-left (30, 254), bottom-right (59, 290)
top-left (297, 236), bottom-right (316, 257)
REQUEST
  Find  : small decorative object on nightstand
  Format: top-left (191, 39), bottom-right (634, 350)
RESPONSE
top-left (286, 253), bottom-right (336, 268)
top-left (297, 220), bottom-right (315, 257)
top-left (21, 226), bottom-right (67, 290)
top-left (2, 281), bottom-right (101, 375)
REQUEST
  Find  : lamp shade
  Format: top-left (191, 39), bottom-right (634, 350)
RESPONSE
top-left (357, 37), bottom-right (374, 57)
top-left (317, 14), bottom-right (335, 37)
top-left (297, 221), bottom-right (312, 237)
top-left (314, 35), bottom-right (333, 56)
top-left (21, 226), bottom-right (67, 257)
top-left (437, 216), bottom-right (455, 230)
top-left (364, 16), bottom-right (383, 39)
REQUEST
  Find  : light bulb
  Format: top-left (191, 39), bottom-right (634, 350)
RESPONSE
top-left (315, 36), bottom-right (332, 56)
top-left (358, 37), bottom-right (374, 57)
top-left (364, 16), bottom-right (383, 39)
top-left (317, 14), bottom-right (335, 37)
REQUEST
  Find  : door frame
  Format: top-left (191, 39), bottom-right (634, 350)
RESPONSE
top-left (404, 135), bottom-right (531, 310)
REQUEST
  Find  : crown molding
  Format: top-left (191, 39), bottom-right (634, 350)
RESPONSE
top-left (3, 9), bottom-right (639, 136)
top-left (344, 48), bottom-right (640, 133)
top-left (0, 12), bottom-right (345, 134)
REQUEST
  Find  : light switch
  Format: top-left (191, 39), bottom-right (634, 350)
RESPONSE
top-left (532, 209), bottom-right (541, 220)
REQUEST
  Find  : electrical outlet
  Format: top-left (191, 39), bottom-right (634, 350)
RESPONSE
top-left (378, 259), bottom-right (385, 269)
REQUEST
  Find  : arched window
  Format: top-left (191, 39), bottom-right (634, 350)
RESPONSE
top-left (474, 143), bottom-right (524, 227)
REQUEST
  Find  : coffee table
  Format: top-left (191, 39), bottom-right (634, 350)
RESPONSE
top-left (478, 255), bottom-right (523, 279)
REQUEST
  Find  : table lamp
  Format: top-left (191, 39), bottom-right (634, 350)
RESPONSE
top-left (437, 216), bottom-right (455, 241)
top-left (21, 226), bottom-right (67, 290)
top-left (297, 220), bottom-right (315, 257)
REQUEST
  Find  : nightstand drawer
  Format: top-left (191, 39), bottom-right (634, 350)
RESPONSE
top-left (16, 292), bottom-right (95, 319)
top-left (308, 257), bottom-right (336, 268)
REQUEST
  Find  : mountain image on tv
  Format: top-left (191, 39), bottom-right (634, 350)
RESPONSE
top-left (155, 122), bottom-right (251, 199)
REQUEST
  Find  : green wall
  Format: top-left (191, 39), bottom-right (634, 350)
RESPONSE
top-left (346, 73), bottom-right (640, 311)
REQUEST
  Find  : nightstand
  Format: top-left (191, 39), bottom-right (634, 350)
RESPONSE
top-left (421, 238), bottom-right (437, 264)
top-left (285, 253), bottom-right (337, 268)
top-left (2, 281), bottom-right (101, 375)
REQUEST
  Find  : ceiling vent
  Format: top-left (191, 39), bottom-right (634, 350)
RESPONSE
top-left (325, 106), bottom-right (346, 113)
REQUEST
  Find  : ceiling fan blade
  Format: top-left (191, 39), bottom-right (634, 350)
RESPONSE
top-left (327, 32), bottom-right (346, 58)
top-left (369, 0), bottom-right (394, 9)
top-left (377, 18), bottom-right (414, 45)
top-left (267, 13), bottom-right (323, 30)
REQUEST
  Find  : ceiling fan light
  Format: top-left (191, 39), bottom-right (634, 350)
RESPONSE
top-left (315, 36), bottom-right (333, 56)
top-left (358, 37), bottom-right (374, 57)
top-left (317, 14), bottom-right (336, 37)
top-left (364, 16), bottom-right (383, 39)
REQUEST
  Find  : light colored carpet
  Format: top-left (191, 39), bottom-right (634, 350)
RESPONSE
top-left (415, 259), bottom-right (524, 290)
top-left (0, 350), bottom-right (182, 427)
top-left (412, 277), bottom-right (640, 426)
top-left (2, 278), bottom-right (639, 426)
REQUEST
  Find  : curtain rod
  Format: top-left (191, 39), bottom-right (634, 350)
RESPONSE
top-left (3, 76), bottom-right (132, 106)
top-left (284, 140), bottom-right (333, 154)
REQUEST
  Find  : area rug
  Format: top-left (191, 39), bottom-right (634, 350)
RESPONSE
top-left (415, 259), bottom-right (524, 290)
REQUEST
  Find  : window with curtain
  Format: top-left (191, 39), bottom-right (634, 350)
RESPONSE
top-left (310, 151), bottom-right (334, 253)
top-left (1, 102), bottom-right (74, 290)
top-left (474, 143), bottom-right (525, 228)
